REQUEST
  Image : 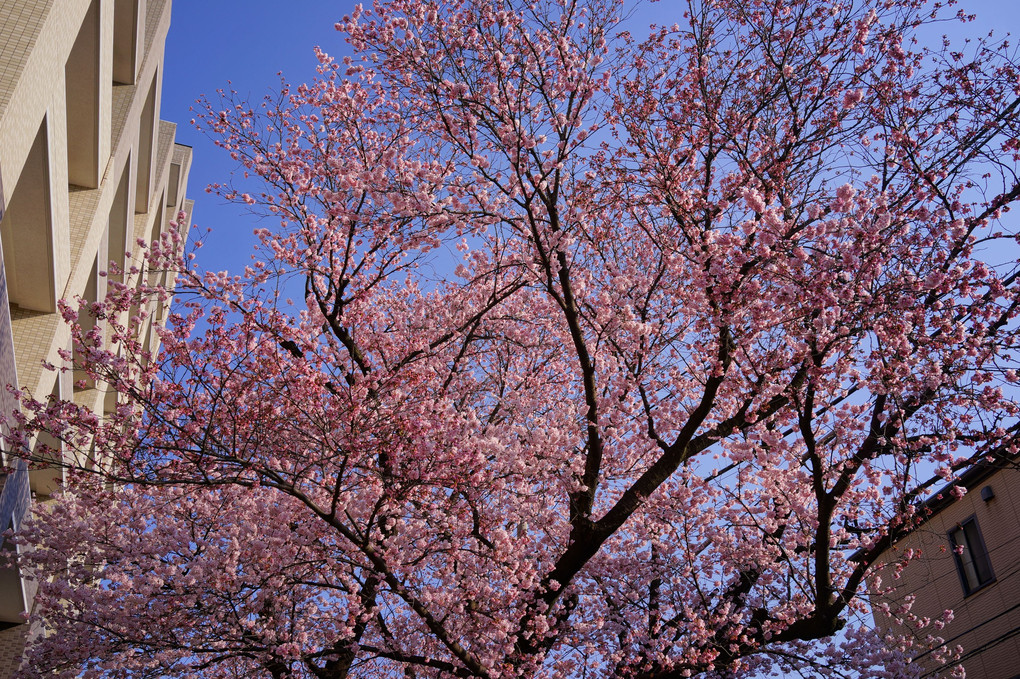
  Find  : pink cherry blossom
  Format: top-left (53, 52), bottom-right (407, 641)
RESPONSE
top-left (9, 0), bottom-right (1020, 677)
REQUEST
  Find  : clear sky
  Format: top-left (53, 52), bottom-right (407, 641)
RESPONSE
top-left (163, 2), bottom-right (352, 273)
top-left (162, 0), bottom-right (1020, 275)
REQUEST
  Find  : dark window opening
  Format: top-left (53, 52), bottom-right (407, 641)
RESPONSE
top-left (949, 516), bottom-right (995, 596)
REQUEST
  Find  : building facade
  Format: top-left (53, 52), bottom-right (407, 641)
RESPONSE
top-left (0, 0), bottom-right (192, 673)
top-left (869, 461), bottom-right (1020, 678)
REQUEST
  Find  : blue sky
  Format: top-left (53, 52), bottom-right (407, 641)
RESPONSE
top-left (163, 3), bottom-right (351, 273)
top-left (162, 0), bottom-right (1020, 275)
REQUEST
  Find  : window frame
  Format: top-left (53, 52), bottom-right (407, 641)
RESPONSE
top-left (948, 514), bottom-right (996, 597)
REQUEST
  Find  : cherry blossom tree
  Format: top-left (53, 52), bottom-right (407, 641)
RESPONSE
top-left (12, 0), bottom-right (1020, 676)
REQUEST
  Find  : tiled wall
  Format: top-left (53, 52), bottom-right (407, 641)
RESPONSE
top-left (0, 0), bottom-right (193, 674)
top-left (0, 625), bottom-right (27, 678)
top-left (0, 0), bottom-right (53, 121)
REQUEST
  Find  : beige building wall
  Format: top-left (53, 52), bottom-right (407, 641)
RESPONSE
top-left (0, 0), bottom-right (192, 675)
top-left (870, 465), bottom-right (1020, 678)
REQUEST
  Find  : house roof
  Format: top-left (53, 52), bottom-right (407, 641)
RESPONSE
top-left (848, 452), bottom-right (1016, 562)
top-left (912, 453), bottom-right (1014, 522)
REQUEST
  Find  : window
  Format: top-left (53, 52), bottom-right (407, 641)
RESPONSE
top-left (948, 516), bottom-right (995, 596)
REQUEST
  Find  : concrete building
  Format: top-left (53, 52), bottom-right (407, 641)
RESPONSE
top-left (0, 0), bottom-right (192, 673)
top-left (868, 459), bottom-right (1020, 678)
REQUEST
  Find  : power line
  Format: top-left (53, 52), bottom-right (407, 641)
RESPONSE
top-left (870, 543), bottom-right (1020, 672)
top-left (922, 622), bottom-right (1020, 678)
top-left (913, 599), bottom-right (1020, 661)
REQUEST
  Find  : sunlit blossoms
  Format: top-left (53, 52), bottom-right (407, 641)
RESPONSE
top-left (11, 0), bottom-right (1020, 677)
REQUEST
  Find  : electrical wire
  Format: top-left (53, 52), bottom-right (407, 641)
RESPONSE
top-left (921, 622), bottom-right (1020, 678)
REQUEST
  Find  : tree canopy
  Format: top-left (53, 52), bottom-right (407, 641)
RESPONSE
top-left (13, 0), bottom-right (1020, 676)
